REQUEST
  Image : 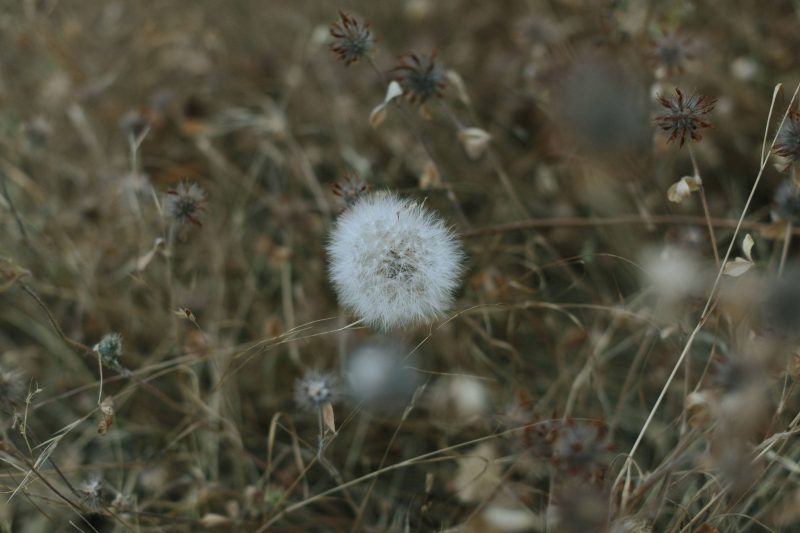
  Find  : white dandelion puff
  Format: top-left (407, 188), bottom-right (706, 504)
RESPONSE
top-left (294, 370), bottom-right (338, 411)
top-left (346, 341), bottom-right (419, 411)
top-left (327, 192), bottom-right (464, 330)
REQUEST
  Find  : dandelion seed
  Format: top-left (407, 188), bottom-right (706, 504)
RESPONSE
top-left (327, 192), bottom-right (464, 330)
top-left (655, 88), bottom-right (716, 147)
top-left (163, 181), bottom-right (206, 229)
top-left (294, 370), bottom-right (337, 411)
top-left (773, 110), bottom-right (800, 168)
top-left (329, 12), bottom-right (375, 66)
top-left (393, 52), bottom-right (446, 104)
top-left (93, 333), bottom-right (123, 370)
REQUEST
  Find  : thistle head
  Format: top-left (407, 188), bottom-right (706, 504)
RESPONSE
top-left (164, 181), bottom-right (206, 229)
top-left (327, 192), bottom-right (464, 330)
top-left (329, 12), bottom-right (375, 66)
top-left (294, 370), bottom-right (338, 411)
top-left (773, 110), bottom-right (800, 169)
top-left (93, 333), bottom-right (123, 370)
top-left (393, 52), bottom-right (446, 104)
top-left (655, 88), bottom-right (716, 147)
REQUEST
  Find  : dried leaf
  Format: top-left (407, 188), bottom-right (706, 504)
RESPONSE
top-left (419, 160), bottom-right (441, 189)
top-left (723, 257), bottom-right (754, 277)
top-left (135, 238), bottom-right (165, 272)
top-left (457, 128), bottom-right (492, 160)
top-left (97, 397), bottom-right (114, 435)
top-left (667, 176), bottom-right (702, 203)
top-left (200, 514), bottom-right (230, 528)
top-left (446, 70), bottom-right (470, 105)
top-left (368, 81), bottom-right (403, 129)
top-left (369, 106), bottom-right (387, 129)
top-left (321, 401), bottom-right (335, 433)
top-left (742, 233), bottom-right (755, 262)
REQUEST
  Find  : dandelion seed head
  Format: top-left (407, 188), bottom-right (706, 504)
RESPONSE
top-left (327, 192), bottom-right (464, 330)
top-left (294, 370), bottom-right (337, 411)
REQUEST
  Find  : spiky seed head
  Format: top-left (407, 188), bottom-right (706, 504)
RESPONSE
top-left (327, 192), bottom-right (464, 330)
top-left (94, 333), bottom-right (123, 370)
top-left (329, 12), bottom-right (375, 66)
top-left (164, 181), bottom-right (206, 229)
top-left (294, 371), bottom-right (337, 411)
top-left (393, 52), bottom-right (446, 104)
top-left (773, 110), bottom-right (800, 168)
top-left (655, 88), bottom-right (716, 147)
top-left (649, 29), bottom-right (695, 76)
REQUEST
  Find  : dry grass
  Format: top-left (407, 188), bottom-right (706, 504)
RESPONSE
top-left (2, 1), bottom-right (800, 531)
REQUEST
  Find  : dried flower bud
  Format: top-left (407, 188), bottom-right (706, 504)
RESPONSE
top-left (655, 88), bottom-right (716, 147)
top-left (164, 181), bottom-right (206, 230)
top-left (329, 12), bottom-right (375, 66)
top-left (94, 333), bottom-right (123, 370)
top-left (393, 52), bottom-right (446, 104)
top-left (774, 112), bottom-right (800, 169)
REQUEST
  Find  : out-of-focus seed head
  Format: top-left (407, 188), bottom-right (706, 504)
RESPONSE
top-left (546, 419), bottom-right (611, 480)
top-left (393, 52), bottom-right (446, 104)
top-left (79, 476), bottom-right (106, 513)
top-left (648, 29), bottom-right (695, 77)
top-left (294, 370), bottom-right (337, 411)
top-left (655, 88), bottom-right (716, 148)
top-left (345, 341), bottom-right (418, 411)
top-left (773, 178), bottom-right (800, 223)
top-left (329, 12), bottom-right (375, 66)
top-left (93, 333), bottom-right (123, 370)
top-left (773, 111), bottom-right (800, 169)
top-left (762, 269), bottom-right (800, 340)
top-left (164, 181), bottom-right (206, 229)
top-left (331, 174), bottom-right (369, 209)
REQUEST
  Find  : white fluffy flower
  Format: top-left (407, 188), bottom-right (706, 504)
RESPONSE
top-left (327, 192), bottom-right (464, 330)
